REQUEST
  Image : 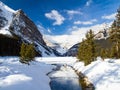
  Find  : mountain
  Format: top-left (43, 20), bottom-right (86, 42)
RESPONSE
top-left (45, 26), bottom-right (110, 54)
top-left (45, 35), bottom-right (82, 54)
top-left (0, 1), bottom-right (59, 57)
top-left (65, 30), bottom-right (111, 56)
top-left (43, 35), bottom-right (67, 55)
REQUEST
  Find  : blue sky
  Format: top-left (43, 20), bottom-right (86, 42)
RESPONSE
top-left (1, 0), bottom-right (120, 35)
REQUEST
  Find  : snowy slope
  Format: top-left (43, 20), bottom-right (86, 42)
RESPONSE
top-left (73, 57), bottom-right (120, 90)
top-left (43, 36), bottom-right (67, 54)
top-left (45, 35), bottom-right (81, 52)
top-left (0, 1), bottom-right (16, 36)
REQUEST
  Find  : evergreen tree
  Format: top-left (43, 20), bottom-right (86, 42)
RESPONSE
top-left (100, 48), bottom-right (108, 60)
top-left (110, 45), bottom-right (118, 58)
top-left (109, 8), bottom-right (120, 58)
top-left (20, 43), bottom-right (36, 64)
top-left (77, 39), bottom-right (89, 65)
top-left (20, 43), bottom-right (26, 61)
top-left (77, 30), bottom-right (97, 66)
top-left (86, 30), bottom-right (97, 62)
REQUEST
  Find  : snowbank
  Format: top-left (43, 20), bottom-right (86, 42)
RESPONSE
top-left (73, 57), bottom-right (120, 90)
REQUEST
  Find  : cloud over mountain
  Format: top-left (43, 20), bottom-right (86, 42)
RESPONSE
top-left (74, 19), bottom-right (97, 25)
top-left (102, 13), bottom-right (116, 20)
top-left (45, 10), bottom-right (65, 25)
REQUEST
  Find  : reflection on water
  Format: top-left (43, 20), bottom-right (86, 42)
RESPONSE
top-left (50, 77), bottom-right (81, 90)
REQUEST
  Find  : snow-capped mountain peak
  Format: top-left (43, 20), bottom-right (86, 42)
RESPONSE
top-left (0, 1), bottom-right (16, 36)
top-left (0, 1), bottom-right (16, 13)
top-left (0, 1), bottom-right (59, 57)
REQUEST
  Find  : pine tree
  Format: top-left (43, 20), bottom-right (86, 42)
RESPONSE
top-left (20, 43), bottom-right (26, 62)
top-left (109, 7), bottom-right (120, 58)
top-left (86, 30), bottom-right (97, 62)
top-left (77, 39), bottom-right (89, 65)
top-left (25, 44), bottom-right (36, 61)
top-left (77, 30), bottom-right (97, 66)
top-left (20, 43), bottom-right (36, 64)
top-left (110, 45), bottom-right (118, 58)
top-left (100, 48), bottom-right (108, 60)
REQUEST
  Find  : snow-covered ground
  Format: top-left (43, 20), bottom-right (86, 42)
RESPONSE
top-left (74, 57), bottom-right (120, 90)
top-left (37, 57), bottom-right (120, 90)
top-left (0, 57), bottom-right (54, 90)
top-left (1, 56), bottom-right (120, 90)
top-left (36, 57), bottom-right (76, 65)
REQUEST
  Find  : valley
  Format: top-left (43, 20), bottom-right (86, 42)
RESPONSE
top-left (0, 1), bottom-right (120, 90)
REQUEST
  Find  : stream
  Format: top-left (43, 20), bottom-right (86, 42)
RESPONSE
top-left (49, 65), bottom-right (81, 90)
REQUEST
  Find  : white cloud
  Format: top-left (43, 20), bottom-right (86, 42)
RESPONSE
top-left (66, 10), bottom-right (82, 15)
top-left (74, 19), bottom-right (97, 25)
top-left (86, 0), bottom-right (92, 6)
top-left (66, 9), bottom-right (82, 20)
top-left (102, 13), bottom-right (116, 20)
top-left (71, 22), bottom-right (112, 36)
top-left (45, 10), bottom-right (65, 25)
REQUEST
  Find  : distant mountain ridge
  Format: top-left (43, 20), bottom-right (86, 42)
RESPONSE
top-left (64, 30), bottom-right (111, 56)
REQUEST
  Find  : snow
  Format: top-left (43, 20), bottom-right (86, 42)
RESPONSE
top-left (0, 57), bottom-right (54, 90)
top-left (48, 66), bottom-right (78, 78)
top-left (43, 35), bottom-right (68, 54)
top-left (0, 1), bottom-right (16, 36)
top-left (36, 57), bottom-right (77, 65)
top-left (1, 56), bottom-right (120, 90)
top-left (0, 2), bottom-right (56, 57)
top-left (0, 1), bottom-right (16, 13)
top-left (35, 42), bottom-right (56, 57)
top-left (0, 29), bottom-right (12, 36)
top-left (73, 57), bottom-right (120, 90)
top-left (37, 57), bottom-right (78, 81)
top-left (44, 23), bottom-right (112, 53)
top-left (45, 35), bottom-right (81, 52)
top-left (0, 74), bottom-right (32, 87)
top-left (0, 57), bottom-right (77, 90)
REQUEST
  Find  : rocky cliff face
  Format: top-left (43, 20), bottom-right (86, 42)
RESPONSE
top-left (9, 10), bottom-right (46, 45)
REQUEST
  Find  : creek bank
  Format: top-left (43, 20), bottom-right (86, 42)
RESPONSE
top-left (75, 70), bottom-right (95, 90)
top-left (71, 65), bottom-right (95, 90)
top-left (48, 64), bottom-right (81, 90)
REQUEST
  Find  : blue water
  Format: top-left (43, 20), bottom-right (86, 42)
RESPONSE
top-left (50, 77), bottom-right (81, 90)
